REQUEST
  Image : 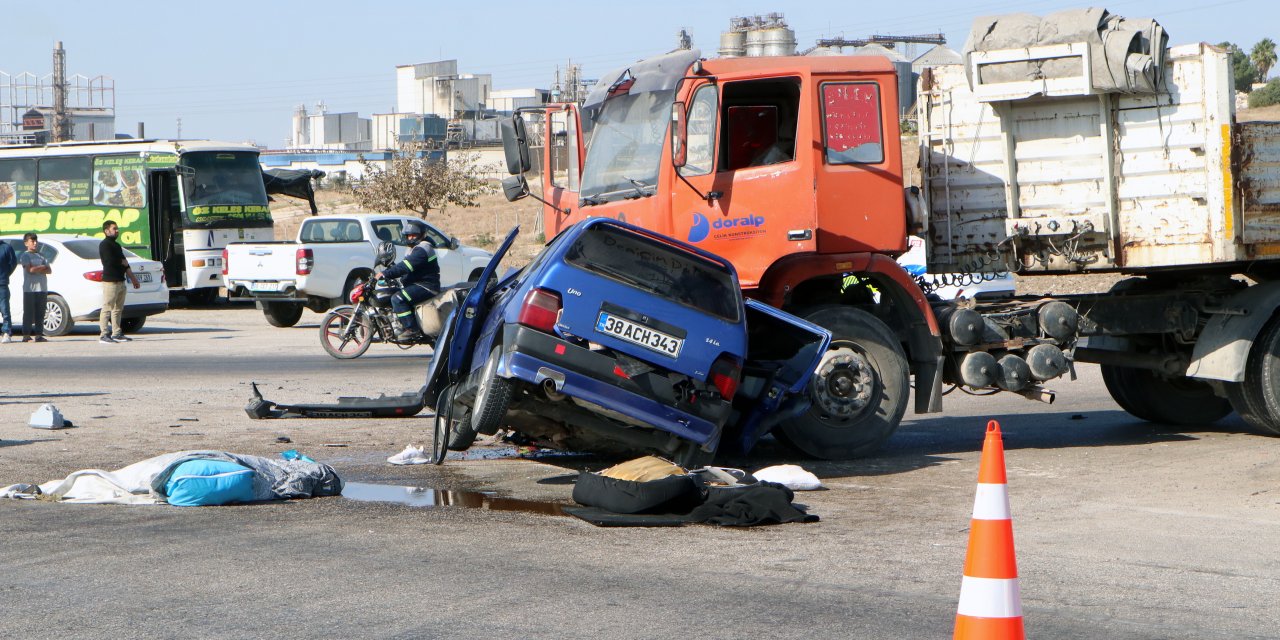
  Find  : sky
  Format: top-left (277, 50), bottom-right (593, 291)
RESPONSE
top-left (2, 0), bottom-right (1275, 147)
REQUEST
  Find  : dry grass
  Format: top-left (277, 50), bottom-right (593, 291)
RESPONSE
top-left (1239, 105), bottom-right (1280, 122)
top-left (269, 187), bottom-right (547, 266)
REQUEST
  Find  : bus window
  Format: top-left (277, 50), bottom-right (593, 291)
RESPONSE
top-left (0, 159), bottom-right (36, 208)
top-left (179, 151), bottom-right (269, 208)
top-left (92, 157), bottom-right (147, 208)
top-left (37, 157), bottom-right (92, 207)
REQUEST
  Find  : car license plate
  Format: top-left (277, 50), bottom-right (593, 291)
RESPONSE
top-left (137, 273), bottom-right (152, 283)
top-left (595, 312), bottom-right (683, 358)
top-left (250, 281), bottom-right (280, 292)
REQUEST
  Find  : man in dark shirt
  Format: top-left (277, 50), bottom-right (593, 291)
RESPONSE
top-left (98, 220), bottom-right (140, 344)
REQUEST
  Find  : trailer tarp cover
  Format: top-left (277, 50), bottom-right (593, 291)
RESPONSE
top-left (963, 8), bottom-right (1168, 95)
top-left (263, 168), bottom-right (325, 215)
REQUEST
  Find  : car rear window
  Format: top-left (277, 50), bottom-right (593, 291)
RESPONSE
top-left (300, 219), bottom-right (364, 243)
top-left (62, 238), bottom-right (140, 260)
top-left (565, 225), bottom-right (740, 322)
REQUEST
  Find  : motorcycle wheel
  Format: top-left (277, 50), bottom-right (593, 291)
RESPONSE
top-left (320, 306), bottom-right (373, 359)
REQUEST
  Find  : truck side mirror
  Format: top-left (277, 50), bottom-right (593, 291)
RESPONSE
top-left (500, 116), bottom-right (531, 175)
top-left (501, 175), bottom-right (530, 202)
top-left (670, 101), bottom-right (688, 169)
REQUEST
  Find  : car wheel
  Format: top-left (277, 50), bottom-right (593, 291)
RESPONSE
top-left (775, 306), bottom-right (909, 459)
top-left (263, 302), bottom-right (304, 328)
top-left (121, 317), bottom-right (146, 334)
top-left (44, 295), bottom-right (73, 337)
top-left (470, 346), bottom-right (513, 436)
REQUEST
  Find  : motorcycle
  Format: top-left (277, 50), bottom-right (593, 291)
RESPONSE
top-left (319, 242), bottom-right (453, 359)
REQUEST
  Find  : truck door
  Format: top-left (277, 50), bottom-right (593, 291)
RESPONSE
top-left (148, 169), bottom-right (184, 286)
top-left (670, 77), bottom-right (817, 288)
top-left (540, 104), bottom-right (584, 231)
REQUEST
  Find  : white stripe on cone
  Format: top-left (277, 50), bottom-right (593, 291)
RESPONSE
top-left (956, 576), bottom-right (1023, 618)
top-left (971, 483), bottom-right (1011, 520)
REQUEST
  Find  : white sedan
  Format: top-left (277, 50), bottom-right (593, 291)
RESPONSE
top-left (2, 235), bottom-right (170, 336)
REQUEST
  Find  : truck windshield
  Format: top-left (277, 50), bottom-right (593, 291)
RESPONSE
top-left (579, 90), bottom-right (673, 203)
top-left (179, 151), bottom-right (271, 228)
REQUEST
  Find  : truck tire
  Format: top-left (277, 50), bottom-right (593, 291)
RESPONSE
top-left (469, 346), bottom-right (513, 437)
top-left (1101, 364), bottom-right (1231, 426)
top-left (263, 302), bottom-right (304, 328)
top-left (1225, 317), bottom-right (1280, 435)
top-left (776, 306), bottom-right (909, 459)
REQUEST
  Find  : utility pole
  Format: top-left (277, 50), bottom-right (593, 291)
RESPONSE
top-left (51, 41), bottom-right (71, 142)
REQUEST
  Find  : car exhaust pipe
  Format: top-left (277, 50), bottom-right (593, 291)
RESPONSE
top-left (536, 368), bottom-right (567, 401)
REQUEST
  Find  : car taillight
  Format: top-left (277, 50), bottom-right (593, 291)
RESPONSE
top-left (349, 283), bottom-right (365, 303)
top-left (296, 248), bottom-right (314, 275)
top-left (83, 270), bottom-right (104, 282)
top-left (518, 288), bottom-right (561, 333)
top-left (710, 354), bottom-right (742, 399)
top-left (221, 249), bottom-right (229, 276)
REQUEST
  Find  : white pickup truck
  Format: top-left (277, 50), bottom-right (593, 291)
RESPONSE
top-left (224, 214), bottom-right (492, 327)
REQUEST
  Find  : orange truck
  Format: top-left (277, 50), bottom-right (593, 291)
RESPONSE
top-left (498, 44), bottom-right (1280, 459)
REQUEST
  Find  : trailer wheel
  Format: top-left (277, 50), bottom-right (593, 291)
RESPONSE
top-left (1101, 364), bottom-right (1231, 426)
top-left (1225, 318), bottom-right (1280, 435)
top-left (262, 302), bottom-right (304, 328)
top-left (776, 306), bottom-right (909, 459)
top-left (469, 346), bottom-right (513, 437)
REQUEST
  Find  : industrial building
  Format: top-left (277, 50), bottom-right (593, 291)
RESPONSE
top-left (287, 103), bottom-right (372, 151)
top-left (1, 42), bottom-right (116, 145)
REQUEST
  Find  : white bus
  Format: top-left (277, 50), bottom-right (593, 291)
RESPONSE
top-left (0, 139), bottom-right (273, 302)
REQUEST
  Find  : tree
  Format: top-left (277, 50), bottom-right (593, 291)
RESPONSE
top-left (1249, 79), bottom-right (1280, 108)
top-left (352, 145), bottom-right (495, 217)
top-left (1219, 41), bottom-right (1259, 92)
top-left (1253, 38), bottom-right (1277, 82)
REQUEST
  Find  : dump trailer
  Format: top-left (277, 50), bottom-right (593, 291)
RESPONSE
top-left (497, 24), bottom-right (1280, 458)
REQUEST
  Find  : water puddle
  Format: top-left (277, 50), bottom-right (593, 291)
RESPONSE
top-left (342, 482), bottom-right (567, 517)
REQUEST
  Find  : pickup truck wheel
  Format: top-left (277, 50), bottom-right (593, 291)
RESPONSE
top-left (121, 317), bottom-right (146, 334)
top-left (776, 306), bottom-right (909, 459)
top-left (470, 346), bottom-right (513, 436)
top-left (1101, 364), bottom-right (1231, 426)
top-left (43, 294), bottom-right (73, 337)
top-left (319, 306), bottom-right (372, 359)
top-left (1225, 318), bottom-right (1280, 435)
top-left (263, 302), bottom-right (304, 328)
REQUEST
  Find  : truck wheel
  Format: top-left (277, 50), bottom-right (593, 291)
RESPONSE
top-left (1101, 364), bottom-right (1231, 426)
top-left (44, 295), bottom-right (73, 337)
top-left (121, 317), bottom-right (146, 334)
top-left (469, 346), bottom-right (513, 436)
top-left (1225, 318), bottom-right (1280, 435)
top-left (263, 302), bottom-right (304, 328)
top-left (319, 306), bottom-right (372, 359)
top-left (777, 306), bottom-right (909, 459)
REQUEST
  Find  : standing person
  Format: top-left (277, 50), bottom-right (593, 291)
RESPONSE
top-left (98, 220), bottom-right (140, 344)
top-left (18, 233), bottom-right (51, 342)
top-left (0, 238), bottom-right (16, 343)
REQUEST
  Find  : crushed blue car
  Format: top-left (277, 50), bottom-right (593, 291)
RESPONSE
top-left (424, 219), bottom-right (830, 466)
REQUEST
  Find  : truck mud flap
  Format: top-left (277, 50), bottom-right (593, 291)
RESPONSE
top-left (245, 382), bottom-right (427, 419)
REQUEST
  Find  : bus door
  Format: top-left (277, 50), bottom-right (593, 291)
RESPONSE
top-left (148, 169), bottom-right (183, 286)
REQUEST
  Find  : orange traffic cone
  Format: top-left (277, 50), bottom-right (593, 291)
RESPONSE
top-left (954, 420), bottom-right (1025, 639)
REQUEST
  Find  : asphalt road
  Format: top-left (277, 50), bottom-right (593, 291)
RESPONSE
top-left (2, 308), bottom-right (1279, 639)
